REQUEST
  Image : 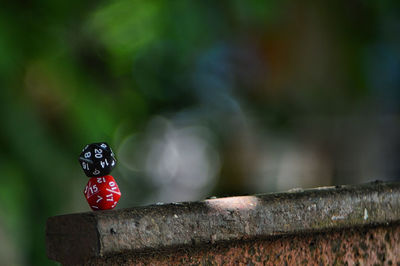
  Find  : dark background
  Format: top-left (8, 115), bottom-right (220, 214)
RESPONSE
top-left (0, 1), bottom-right (399, 265)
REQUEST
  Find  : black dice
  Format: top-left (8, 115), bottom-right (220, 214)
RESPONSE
top-left (79, 142), bottom-right (117, 177)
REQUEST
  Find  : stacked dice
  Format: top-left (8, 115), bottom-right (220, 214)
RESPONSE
top-left (79, 143), bottom-right (121, 211)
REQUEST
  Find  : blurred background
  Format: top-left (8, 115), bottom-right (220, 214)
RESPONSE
top-left (0, 0), bottom-right (399, 265)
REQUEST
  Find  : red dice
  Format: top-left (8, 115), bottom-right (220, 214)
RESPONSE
top-left (83, 175), bottom-right (121, 211)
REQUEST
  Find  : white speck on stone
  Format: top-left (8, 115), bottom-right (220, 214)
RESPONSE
top-left (364, 208), bottom-right (368, 220)
top-left (288, 187), bottom-right (304, 193)
top-left (174, 214), bottom-right (178, 218)
top-left (307, 204), bottom-right (317, 211)
top-left (331, 215), bottom-right (345, 221)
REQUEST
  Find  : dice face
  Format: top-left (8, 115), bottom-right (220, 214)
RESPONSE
top-left (83, 175), bottom-right (121, 211)
top-left (79, 142), bottom-right (116, 177)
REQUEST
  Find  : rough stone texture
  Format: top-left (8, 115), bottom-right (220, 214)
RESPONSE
top-left (86, 223), bottom-right (400, 265)
top-left (46, 212), bottom-right (98, 264)
top-left (46, 181), bottom-right (400, 265)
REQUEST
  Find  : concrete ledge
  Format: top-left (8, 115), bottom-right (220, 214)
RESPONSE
top-left (46, 181), bottom-right (400, 265)
top-left (86, 223), bottom-right (400, 265)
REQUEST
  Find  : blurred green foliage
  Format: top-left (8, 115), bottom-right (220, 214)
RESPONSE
top-left (0, 0), bottom-right (399, 265)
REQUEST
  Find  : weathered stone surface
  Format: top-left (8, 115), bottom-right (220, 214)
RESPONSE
top-left (46, 212), bottom-right (98, 265)
top-left (86, 223), bottom-right (400, 265)
top-left (46, 181), bottom-right (400, 265)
